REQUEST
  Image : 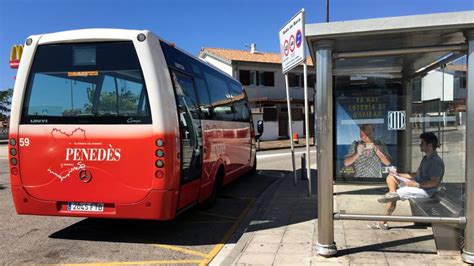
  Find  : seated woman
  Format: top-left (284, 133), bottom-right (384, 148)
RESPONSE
top-left (369, 132), bottom-right (445, 230)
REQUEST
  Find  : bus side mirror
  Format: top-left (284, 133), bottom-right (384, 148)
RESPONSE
top-left (256, 120), bottom-right (264, 140)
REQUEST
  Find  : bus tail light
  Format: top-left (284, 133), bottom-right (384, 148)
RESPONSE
top-left (156, 149), bottom-right (164, 157)
top-left (155, 139), bottom-right (165, 177)
top-left (156, 139), bottom-right (164, 147)
top-left (155, 160), bottom-right (164, 168)
top-left (11, 167), bottom-right (18, 175)
top-left (155, 170), bottom-right (164, 179)
top-left (9, 138), bottom-right (19, 173)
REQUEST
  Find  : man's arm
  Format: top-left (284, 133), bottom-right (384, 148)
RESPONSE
top-left (396, 172), bottom-right (416, 179)
top-left (408, 159), bottom-right (444, 188)
top-left (405, 177), bottom-right (440, 188)
top-left (419, 177), bottom-right (440, 188)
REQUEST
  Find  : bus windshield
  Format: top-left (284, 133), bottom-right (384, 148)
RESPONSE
top-left (21, 42), bottom-right (151, 124)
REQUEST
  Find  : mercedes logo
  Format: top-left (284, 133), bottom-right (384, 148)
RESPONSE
top-left (79, 170), bottom-right (92, 183)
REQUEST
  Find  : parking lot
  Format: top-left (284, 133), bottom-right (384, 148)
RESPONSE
top-left (0, 145), bottom-right (282, 265)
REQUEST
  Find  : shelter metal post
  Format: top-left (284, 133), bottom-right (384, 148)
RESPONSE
top-left (462, 29), bottom-right (474, 264)
top-left (402, 70), bottom-right (413, 172)
top-left (315, 40), bottom-right (337, 257)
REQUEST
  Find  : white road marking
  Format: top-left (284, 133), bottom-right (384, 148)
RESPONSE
top-left (0, 145), bottom-right (7, 159)
top-left (257, 150), bottom-right (316, 159)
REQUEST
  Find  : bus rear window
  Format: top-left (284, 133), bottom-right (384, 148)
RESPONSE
top-left (21, 42), bottom-right (151, 124)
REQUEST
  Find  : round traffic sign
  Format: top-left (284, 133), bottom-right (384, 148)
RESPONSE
top-left (296, 30), bottom-right (302, 48)
top-left (289, 35), bottom-right (295, 52)
top-left (284, 40), bottom-right (289, 56)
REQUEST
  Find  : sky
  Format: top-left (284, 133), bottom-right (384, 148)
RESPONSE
top-left (0, 0), bottom-right (473, 91)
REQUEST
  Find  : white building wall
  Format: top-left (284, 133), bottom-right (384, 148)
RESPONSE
top-left (258, 122), bottom-right (279, 140)
top-left (237, 63), bottom-right (315, 102)
top-left (293, 121), bottom-right (304, 138)
top-left (252, 115), bottom-right (305, 141)
top-left (421, 70), bottom-right (454, 101)
top-left (202, 56), bottom-right (233, 76)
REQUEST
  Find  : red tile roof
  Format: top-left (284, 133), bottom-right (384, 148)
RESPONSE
top-left (445, 64), bottom-right (467, 72)
top-left (200, 47), bottom-right (313, 66)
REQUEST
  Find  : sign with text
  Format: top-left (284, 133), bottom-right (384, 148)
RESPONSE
top-left (279, 10), bottom-right (305, 74)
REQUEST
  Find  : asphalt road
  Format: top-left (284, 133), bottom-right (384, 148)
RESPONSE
top-left (0, 145), bottom-right (290, 265)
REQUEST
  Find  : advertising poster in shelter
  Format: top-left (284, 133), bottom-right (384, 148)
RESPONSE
top-left (334, 80), bottom-right (400, 182)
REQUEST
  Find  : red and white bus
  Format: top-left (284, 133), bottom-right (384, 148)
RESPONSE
top-left (8, 29), bottom-right (260, 220)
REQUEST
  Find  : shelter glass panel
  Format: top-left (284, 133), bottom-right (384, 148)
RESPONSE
top-left (333, 52), bottom-right (466, 220)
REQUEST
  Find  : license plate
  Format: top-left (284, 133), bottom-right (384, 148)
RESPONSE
top-left (68, 202), bottom-right (104, 212)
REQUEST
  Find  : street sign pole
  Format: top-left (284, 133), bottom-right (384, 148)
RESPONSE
top-left (285, 74), bottom-right (297, 185)
top-left (279, 9), bottom-right (307, 187)
top-left (300, 10), bottom-right (311, 196)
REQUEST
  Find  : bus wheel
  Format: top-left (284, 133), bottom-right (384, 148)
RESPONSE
top-left (200, 167), bottom-right (223, 209)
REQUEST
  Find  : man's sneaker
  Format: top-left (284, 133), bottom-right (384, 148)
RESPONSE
top-left (367, 222), bottom-right (389, 230)
top-left (377, 192), bottom-right (400, 203)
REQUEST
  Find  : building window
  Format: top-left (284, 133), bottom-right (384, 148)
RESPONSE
top-left (239, 70), bottom-right (250, 85)
top-left (261, 72), bottom-right (275, 87)
top-left (258, 72), bottom-right (265, 86)
top-left (460, 76), bottom-right (467, 89)
top-left (291, 108), bottom-right (303, 121)
top-left (263, 107), bottom-right (277, 121)
top-left (288, 73), bottom-right (301, 87)
top-left (250, 71), bottom-right (257, 86)
top-left (239, 70), bottom-right (274, 87)
top-left (288, 73), bottom-right (315, 88)
top-left (308, 74), bottom-right (316, 88)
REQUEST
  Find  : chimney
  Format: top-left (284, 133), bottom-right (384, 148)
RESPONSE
top-left (250, 43), bottom-right (257, 53)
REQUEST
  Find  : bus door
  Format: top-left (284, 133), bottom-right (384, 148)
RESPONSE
top-left (170, 72), bottom-right (203, 209)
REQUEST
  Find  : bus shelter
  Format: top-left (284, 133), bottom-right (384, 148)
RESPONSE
top-left (305, 11), bottom-right (474, 262)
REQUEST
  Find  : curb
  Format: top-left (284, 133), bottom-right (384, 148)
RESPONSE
top-left (210, 171), bottom-right (287, 266)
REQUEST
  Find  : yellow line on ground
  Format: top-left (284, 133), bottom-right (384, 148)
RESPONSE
top-left (61, 259), bottom-right (203, 265)
top-left (196, 211), bottom-right (237, 220)
top-left (199, 198), bottom-right (255, 266)
top-left (153, 244), bottom-right (209, 258)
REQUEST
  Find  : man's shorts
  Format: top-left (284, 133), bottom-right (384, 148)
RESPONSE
top-left (396, 186), bottom-right (429, 200)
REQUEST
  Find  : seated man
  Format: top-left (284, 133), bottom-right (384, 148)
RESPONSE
top-left (369, 132), bottom-right (444, 230)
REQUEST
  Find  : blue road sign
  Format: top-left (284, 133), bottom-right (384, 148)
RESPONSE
top-left (296, 30), bottom-right (302, 48)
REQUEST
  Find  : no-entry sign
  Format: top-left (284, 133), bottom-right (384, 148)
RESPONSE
top-left (279, 10), bottom-right (305, 74)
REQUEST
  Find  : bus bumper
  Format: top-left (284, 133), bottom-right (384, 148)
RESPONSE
top-left (11, 186), bottom-right (178, 220)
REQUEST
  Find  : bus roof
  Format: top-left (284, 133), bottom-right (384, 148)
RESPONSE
top-left (29, 28), bottom-right (238, 83)
top-left (30, 28), bottom-right (147, 45)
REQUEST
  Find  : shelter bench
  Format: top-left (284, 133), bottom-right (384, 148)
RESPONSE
top-left (409, 185), bottom-right (464, 255)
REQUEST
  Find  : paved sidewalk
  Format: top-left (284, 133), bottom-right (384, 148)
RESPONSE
top-left (258, 138), bottom-right (314, 151)
top-left (211, 172), bottom-right (465, 265)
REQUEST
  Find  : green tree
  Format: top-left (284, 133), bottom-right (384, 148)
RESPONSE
top-left (0, 88), bottom-right (13, 120)
top-left (83, 84), bottom-right (138, 115)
